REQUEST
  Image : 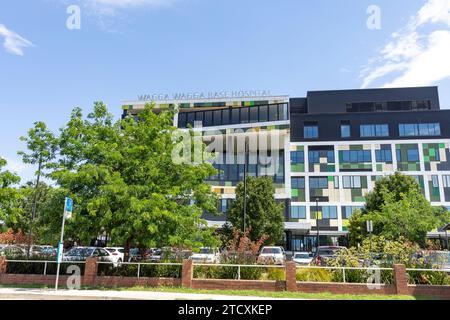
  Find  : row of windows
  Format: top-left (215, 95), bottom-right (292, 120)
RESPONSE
top-left (399, 123), bottom-right (441, 137)
top-left (346, 100), bottom-right (432, 113)
top-left (178, 103), bottom-right (289, 128)
top-left (291, 206), bottom-right (339, 220)
top-left (341, 150), bottom-right (372, 163)
top-left (304, 122), bottom-right (441, 140)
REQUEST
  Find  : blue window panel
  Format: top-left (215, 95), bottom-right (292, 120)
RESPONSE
top-left (304, 126), bottom-right (319, 139)
top-left (407, 149), bottom-right (420, 162)
top-left (291, 206), bottom-right (306, 219)
top-left (341, 125), bottom-right (351, 138)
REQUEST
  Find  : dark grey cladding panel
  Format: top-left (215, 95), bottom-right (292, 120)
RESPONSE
top-left (290, 110), bottom-right (450, 142)
top-left (305, 86), bottom-right (440, 114)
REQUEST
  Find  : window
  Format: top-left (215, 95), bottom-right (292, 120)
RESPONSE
top-left (341, 150), bottom-right (372, 163)
top-left (178, 113), bottom-right (187, 128)
top-left (432, 175), bottom-right (439, 188)
top-left (309, 177), bottom-right (328, 189)
top-left (240, 108), bottom-right (249, 123)
top-left (322, 206), bottom-right (337, 219)
top-left (343, 176), bottom-right (362, 189)
top-left (213, 110), bottom-right (222, 126)
top-left (443, 175), bottom-right (450, 188)
top-left (308, 151), bottom-right (320, 163)
top-left (249, 106), bottom-right (259, 123)
top-left (304, 125), bottom-right (319, 139)
top-left (360, 124), bottom-right (389, 137)
top-left (342, 206), bottom-right (363, 219)
top-left (341, 125), bottom-right (351, 138)
top-left (231, 108), bottom-right (240, 124)
top-left (375, 149), bottom-right (393, 162)
top-left (407, 149), bottom-right (420, 162)
top-left (269, 105), bottom-right (279, 121)
top-left (399, 123), bottom-right (441, 137)
top-left (292, 177), bottom-right (305, 189)
top-left (291, 206), bottom-right (306, 219)
top-left (291, 151), bottom-right (304, 164)
top-left (259, 105), bottom-right (268, 122)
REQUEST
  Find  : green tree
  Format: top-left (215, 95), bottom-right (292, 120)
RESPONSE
top-left (0, 158), bottom-right (22, 232)
top-left (49, 102), bottom-right (219, 257)
top-left (18, 122), bottom-right (57, 252)
top-left (348, 172), bottom-right (441, 247)
top-left (227, 176), bottom-right (284, 245)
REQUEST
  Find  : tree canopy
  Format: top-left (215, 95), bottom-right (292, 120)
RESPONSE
top-left (348, 172), bottom-right (450, 247)
top-left (226, 176), bottom-right (284, 245)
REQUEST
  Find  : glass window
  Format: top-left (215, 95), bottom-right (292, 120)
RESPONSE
top-left (187, 113), bottom-right (195, 127)
top-left (291, 206), bottom-right (306, 219)
top-left (322, 206), bottom-right (337, 219)
top-left (213, 110), bottom-right (222, 126)
top-left (432, 175), bottom-right (439, 188)
top-left (204, 111), bottom-right (213, 126)
top-left (399, 123), bottom-right (441, 137)
top-left (221, 109), bottom-right (230, 125)
top-left (341, 150), bottom-right (371, 163)
top-left (376, 149), bottom-right (392, 162)
top-left (407, 149), bottom-right (420, 162)
top-left (343, 176), bottom-right (362, 189)
top-left (291, 151), bottom-right (304, 164)
top-left (249, 107), bottom-right (258, 123)
top-left (341, 125), bottom-right (351, 138)
top-left (310, 177), bottom-right (328, 189)
top-left (304, 126), bottom-right (319, 139)
top-left (327, 150), bottom-right (335, 163)
top-left (360, 124), bottom-right (389, 137)
top-left (269, 105), bottom-right (279, 121)
top-left (443, 175), bottom-right (450, 188)
top-left (279, 104), bottom-right (288, 120)
top-left (292, 177), bottom-right (305, 189)
top-left (231, 108), bottom-right (240, 125)
top-left (178, 113), bottom-right (187, 128)
top-left (259, 105), bottom-right (268, 122)
top-left (240, 108), bottom-right (249, 124)
top-left (308, 151), bottom-right (320, 163)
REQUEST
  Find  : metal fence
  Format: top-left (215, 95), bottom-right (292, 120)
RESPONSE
top-left (5, 259), bottom-right (86, 275)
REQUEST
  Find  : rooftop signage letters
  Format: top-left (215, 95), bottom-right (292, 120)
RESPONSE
top-left (137, 90), bottom-right (273, 102)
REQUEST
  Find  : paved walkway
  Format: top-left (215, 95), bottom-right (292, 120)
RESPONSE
top-left (0, 288), bottom-right (297, 300)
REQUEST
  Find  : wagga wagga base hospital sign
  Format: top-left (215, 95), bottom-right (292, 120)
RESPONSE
top-left (137, 90), bottom-right (272, 102)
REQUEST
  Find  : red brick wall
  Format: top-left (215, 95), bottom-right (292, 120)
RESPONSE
top-left (0, 274), bottom-right (70, 286)
top-left (182, 259), bottom-right (193, 288)
top-left (192, 279), bottom-right (285, 292)
top-left (408, 285), bottom-right (450, 300)
top-left (393, 264), bottom-right (409, 295)
top-left (296, 282), bottom-right (397, 295)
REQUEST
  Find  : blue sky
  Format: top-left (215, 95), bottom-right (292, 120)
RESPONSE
top-left (1, 0), bottom-right (449, 181)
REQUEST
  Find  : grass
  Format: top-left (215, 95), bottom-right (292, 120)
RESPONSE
top-left (0, 284), bottom-right (429, 300)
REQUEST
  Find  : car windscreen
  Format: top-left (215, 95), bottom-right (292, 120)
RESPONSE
top-left (199, 248), bottom-right (212, 254)
top-left (67, 248), bottom-right (94, 257)
top-left (294, 254), bottom-right (310, 259)
top-left (262, 248), bottom-right (282, 254)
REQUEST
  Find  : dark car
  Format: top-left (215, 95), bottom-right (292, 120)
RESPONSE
top-left (312, 246), bottom-right (347, 266)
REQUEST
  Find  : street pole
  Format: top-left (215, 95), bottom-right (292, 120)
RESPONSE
top-left (243, 137), bottom-right (248, 232)
top-left (55, 208), bottom-right (66, 291)
top-left (55, 197), bottom-right (72, 291)
top-left (316, 198), bottom-right (320, 252)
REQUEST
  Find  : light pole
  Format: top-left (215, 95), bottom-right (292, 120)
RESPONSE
top-left (243, 137), bottom-right (248, 232)
top-left (315, 197), bottom-right (320, 252)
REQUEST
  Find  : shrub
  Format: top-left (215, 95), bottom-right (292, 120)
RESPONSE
top-left (264, 268), bottom-right (285, 281)
top-left (296, 268), bottom-right (332, 282)
top-left (407, 270), bottom-right (450, 285)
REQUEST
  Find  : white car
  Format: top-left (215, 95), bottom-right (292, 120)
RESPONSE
top-left (105, 247), bottom-right (125, 263)
top-left (257, 246), bottom-right (286, 265)
top-left (292, 252), bottom-right (313, 265)
top-left (190, 247), bottom-right (220, 264)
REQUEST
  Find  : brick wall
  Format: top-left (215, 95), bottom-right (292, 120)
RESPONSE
top-left (1, 258), bottom-right (449, 299)
top-left (192, 279), bottom-right (285, 292)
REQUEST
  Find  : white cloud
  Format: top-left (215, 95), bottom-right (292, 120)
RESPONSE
top-left (72, 0), bottom-right (178, 15)
top-left (360, 0), bottom-right (450, 88)
top-left (0, 24), bottom-right (33, 56)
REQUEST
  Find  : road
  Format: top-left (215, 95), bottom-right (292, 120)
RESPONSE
top-left (0, 288), bottom-right (297, 300)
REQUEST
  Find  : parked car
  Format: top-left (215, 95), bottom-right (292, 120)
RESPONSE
top-left (292, 252), bottom-right (313, 265)
top-left (190, 247), bottom-right (220, 264)
top-left (312, 246), bottom-right (347, 266)
top-left (63, 247), bottom-right (114, 263)
top-left (0, 245), bottom-right (27, 258)
top-left (105, 247), bottom-right (125, 263)
top-left (257, 246), bottom-right (286, 265)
